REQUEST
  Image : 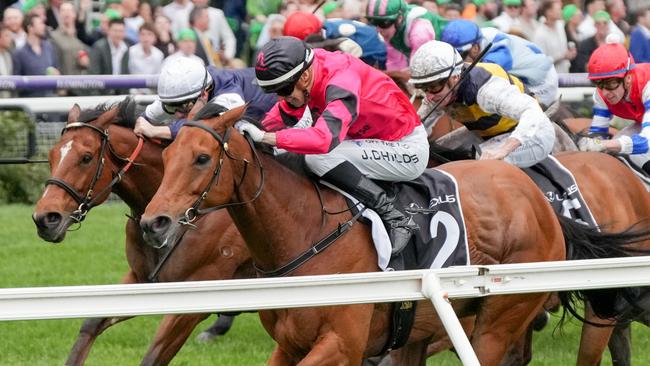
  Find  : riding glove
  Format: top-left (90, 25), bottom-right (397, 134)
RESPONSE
top-left (235, 121), bottom-right (265, 142)
top-left (578, 137), bottom-right (606, 152)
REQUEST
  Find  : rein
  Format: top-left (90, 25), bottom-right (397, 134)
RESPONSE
top-left (179, 120), bottom-right (364, 277)
top-left (45, 122), bottom-right (145, 224)
top-left (177, 121), bottom-right (265, 226)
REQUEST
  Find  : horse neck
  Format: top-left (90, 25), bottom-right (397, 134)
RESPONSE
top-left (225, 147), bottom-right (338, 272)
top-left (107, 126), bottom-right (164, 216)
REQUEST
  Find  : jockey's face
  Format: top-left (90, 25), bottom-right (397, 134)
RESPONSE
top-left (280, 67), bottom-right (314, 109)
top-left (423, 75), bottom-right (459, 107)
top-left (594, 77), bottom-right (627, 104)
top-left (378, 23), bottom-right (397, 40)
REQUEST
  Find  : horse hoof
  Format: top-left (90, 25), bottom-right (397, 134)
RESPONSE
top-left (195, 331), bottom-right (218, 343)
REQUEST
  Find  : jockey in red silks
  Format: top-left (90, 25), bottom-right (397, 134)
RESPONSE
top-left (579, 41), bottom-right (650, 175)
top-left (235, 36), bottom-right (429, 254)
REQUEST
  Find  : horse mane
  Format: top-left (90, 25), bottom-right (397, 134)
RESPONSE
top-left (192, 102), bottom-right (229, 121)
top-left (78, 97), bottom-right (139, 129)
top-left (78, 102), bottom-right (116, 123)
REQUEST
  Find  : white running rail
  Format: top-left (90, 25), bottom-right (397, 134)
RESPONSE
top-left (3, 256), bottom-right (650, 365)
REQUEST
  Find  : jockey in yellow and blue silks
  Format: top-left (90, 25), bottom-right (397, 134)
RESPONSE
top-left (440, 19), bottom-right (558, 107)
top-left (410, 40), bottom-right (555, 168)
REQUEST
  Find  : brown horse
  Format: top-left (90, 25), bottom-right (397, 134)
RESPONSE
top-left (32, 100), bottom-right (254, 366)
top-left (140, 104), bottom-right (646, 365)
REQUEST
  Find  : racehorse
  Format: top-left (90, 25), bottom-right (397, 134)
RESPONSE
top-left (140, 104), bottom-right (649, 365)
top-left (32, 99), bottom-right (255, 366)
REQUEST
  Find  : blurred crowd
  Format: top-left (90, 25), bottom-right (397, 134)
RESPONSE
top-left (0, 0), bottom-right (648, 98)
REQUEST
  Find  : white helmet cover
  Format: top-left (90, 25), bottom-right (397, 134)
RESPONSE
top-left (409, 40), bottom-right (464, 85)
top-left (158, 57), bottom-right (213, 104)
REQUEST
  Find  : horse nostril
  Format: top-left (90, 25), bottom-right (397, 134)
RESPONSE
top-left (142, 216), bottom-right (172, 235)
top-left (35, 212), bottom-right (63, 229)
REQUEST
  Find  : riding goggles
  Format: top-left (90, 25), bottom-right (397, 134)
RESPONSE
top-left (368, 18), bottom-right (396, 29)
top-left (418, 77), bottom-right (450, 95)
top-left (162, 98), bottom-right (197, 114)
top-left (592, 78), bottom-right (624, 91)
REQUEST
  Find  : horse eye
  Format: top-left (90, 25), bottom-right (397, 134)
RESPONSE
top-left (195, 154), bottom-right (211, 165)
top-left (81, 154), bottom-right (93, 164)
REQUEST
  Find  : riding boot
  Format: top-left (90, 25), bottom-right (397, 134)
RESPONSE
top-left (643, 161), bottom-right (650, 176)
top-left (322, 161), bottom-right (418, 254)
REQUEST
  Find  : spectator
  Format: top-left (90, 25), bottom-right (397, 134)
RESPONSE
top-left (45, 0), bottom-right (63, 29)
top-left (577, 0), bottom-right (623, 42)
top-left (138, 1), bottom-right (153, 24)
top-left (511, 0), bottom-right (539, 41)
top-left (122, 0), bottom-right (144, 44)
top-left (0, 24), bottom-right (13, 98)
top-left (254, 14), bottom-right (285, 53)
top-left (607, 0), bottom-right (629, 36)
top-left (192, 0), bottom-right (236, 63)
top-left (630, 7), bottom-right (650, 63)
top-left (443, 3), bottom-right (461, 20)
top-left (22, 0), bottom-right (46, 21)
top-left (534, 0), bottom-right (575, 74)
top-left (162, 0), bottom-right (193, 36)
top-left (90, 18), bottom-right (129, 77)
top-left (128, 22), bottom-right (163, 94)
top-left (470, 0), bottom-right (498, 26)
top-left (154, 14), bottom-right (175, 57)
top-left (563, 4), bottom-right (583, 46)
top-left (50, 2), bottom-right (89, 77)
top-left (3, 7), bottom-right (26, 49)
top-left (420, 1), bottom-right (438, 15)
top-left (164, 27), bottom-right (204, 65)
top-left (571, 10), bottom-right (612, 72)
top-left (492, 0), bottom-right (521, 33)
top-left (12, 13), bottom-right (60, 97)
top-left (189, 5), bottom-right (214, 66)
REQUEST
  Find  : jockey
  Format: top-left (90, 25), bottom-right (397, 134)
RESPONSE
top-left (282, 11), bottom-right (387, 70)
top-left (134, 57), bottom-right (276, 140)
top-left (440, 19), bottom-right (559, 108)
top-left (235, 36), bottom-right (429, 254)
top-left (578, 42), bottom-right (650, 175)
top-left (410, 40), bottom-right (555, 168)
top-left (365, 0), bottom-right (446, 65)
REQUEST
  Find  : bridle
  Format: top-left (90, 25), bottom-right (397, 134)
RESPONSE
top-left (177, 121), bottom-right (264, 226)
top-left (45, 122), bottom-right (144, 224)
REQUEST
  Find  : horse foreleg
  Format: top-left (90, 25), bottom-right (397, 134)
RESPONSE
top-left (268, 345), bottom-right (297, 366)
top-left (66, 270), bottom-right (139, 365)
top-left (471, 294), bottom-right (546, 366)
top-left (389, 339), bottom-right (429, 366)
top-left (297, 331), bottom-right (363, 366)
top-left (195, 314), bottom-right (237, 342)
top-left (577, 305), bottom-right (615, 366)
top-left (65, 316), bottom-right (133, 366)
top-left (608, 323), bottom-right (631, 366)
top-left (140, 313), bottom-right (210, 366)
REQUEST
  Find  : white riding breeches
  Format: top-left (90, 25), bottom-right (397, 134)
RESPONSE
top-left (305, 125), bottom-right (429, 181)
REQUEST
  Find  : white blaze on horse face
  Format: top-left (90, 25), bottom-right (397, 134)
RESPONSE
top-left (59, 140), bottom-right (74, 167)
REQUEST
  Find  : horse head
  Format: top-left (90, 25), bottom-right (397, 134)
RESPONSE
top-left (33, 98), bottom-right (134, 242)
top-left (141, 104), bottom-right (249, 248)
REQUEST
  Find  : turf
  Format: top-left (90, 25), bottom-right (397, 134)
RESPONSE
top-left (0, 203), bottom-right (648, 365)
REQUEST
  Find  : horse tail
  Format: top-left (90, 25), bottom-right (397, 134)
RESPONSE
top-left (556, 215), bottom-right (650, 323)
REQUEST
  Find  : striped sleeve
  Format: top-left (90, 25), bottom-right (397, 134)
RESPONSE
top-left (590, 91), bottom-right (612, 136)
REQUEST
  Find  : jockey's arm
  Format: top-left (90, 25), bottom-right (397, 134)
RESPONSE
top-left (408, 19), bottom-right (436, 60)
top-left (476, 75), bottom-right (554, 157)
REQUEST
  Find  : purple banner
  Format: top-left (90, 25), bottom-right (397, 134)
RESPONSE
top-left (0, 75), bottom-right (159, 90)
top-left (0, 73), bottom-right (591, 91)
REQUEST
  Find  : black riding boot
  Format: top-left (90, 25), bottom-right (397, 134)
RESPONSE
top-left (322, 161), bottom-right (418, 254)
top-left (643, 161), bottom-right (650, 176)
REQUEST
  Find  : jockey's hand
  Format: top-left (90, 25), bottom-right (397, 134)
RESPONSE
top-left (578, 137), bottom-right (607, 152)
top-left (479, 147), bottom-right (509, 161)
top-left (235, 121), bottom-right (265, 142)
top-left (134, 117), bottom-right (152, 138)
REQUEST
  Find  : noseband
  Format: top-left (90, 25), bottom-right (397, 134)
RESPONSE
top-left (177, 121), bottom-right (264, 226)
top-left (45, 122), bottom-right (144, 223)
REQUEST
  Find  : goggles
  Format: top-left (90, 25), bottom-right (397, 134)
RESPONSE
top-left (368, 18), bottom-right (396, 29)
top-left (162, 98), bottom-right (197, 114)
top-left (417, 77), bottom-right (450, 95)
top-left (592, 78), bottom-right (624, 91)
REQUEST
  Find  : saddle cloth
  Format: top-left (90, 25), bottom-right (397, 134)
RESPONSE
top-left (522, 155), bottom-right (598, 227)
top-left (324, 168), bottom-right (470, 271)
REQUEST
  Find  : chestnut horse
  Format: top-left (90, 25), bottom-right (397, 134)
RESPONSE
top-left (32, 100), bottom-right (254, 366)
top-left (141, 104), bottom-right (647, 365)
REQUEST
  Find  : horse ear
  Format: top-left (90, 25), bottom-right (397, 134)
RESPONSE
top-left (206, 104), bottom-right (248, 129)
top-left (68, 104), bottom-right (81, 124)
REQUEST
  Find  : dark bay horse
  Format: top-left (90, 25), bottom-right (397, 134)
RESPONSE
top-left (32, 100), bottom-right (255, 365)
top-left (140, 105), bottom-right (647, 365)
